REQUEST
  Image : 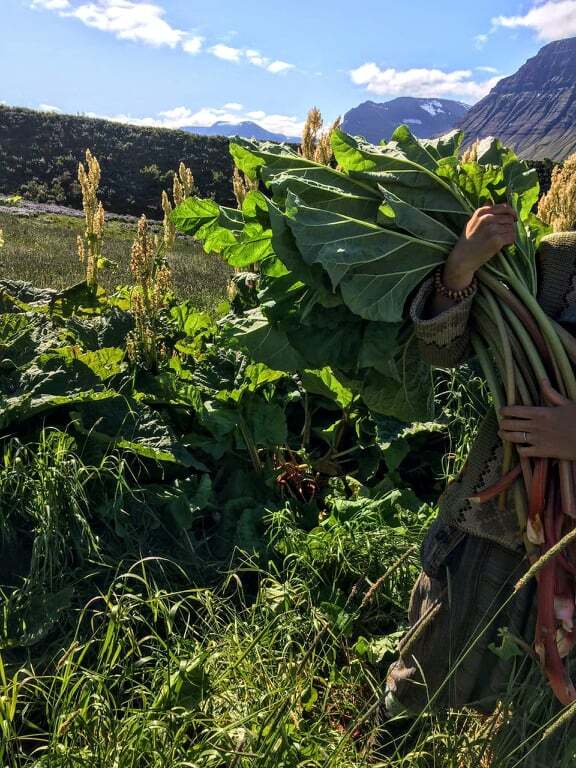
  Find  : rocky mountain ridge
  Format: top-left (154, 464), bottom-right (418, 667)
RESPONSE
top-left (459, 37), bottom-right (576, 160)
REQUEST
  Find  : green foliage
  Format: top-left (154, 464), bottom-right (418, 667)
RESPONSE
top-left (0, 124), bottom-right (563, 766)
top-left (173, 127), bottom-right (547, 428)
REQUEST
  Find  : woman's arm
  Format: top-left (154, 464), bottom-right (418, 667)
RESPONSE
top-left (425, 204), bottom-right (518, 319)
top-left (410, 204), bottom-right (518, 369)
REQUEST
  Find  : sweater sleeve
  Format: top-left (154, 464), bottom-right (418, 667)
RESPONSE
top-left (537, 232), bottom-right (576, 319)
top-left (409, 277), bottom-right (477, 368)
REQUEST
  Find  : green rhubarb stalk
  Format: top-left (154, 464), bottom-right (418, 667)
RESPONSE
top-left (471, 332), bottom-right (505, 413)
top-left (476, 291), bottom-right (520, 509)
top-left (491, 257), bottom-right (576, 400)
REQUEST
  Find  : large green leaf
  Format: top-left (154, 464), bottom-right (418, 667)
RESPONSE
top-left (301, 368), bottom-right (354, 409)
top-left (378, 189), bottom-right (458, 245)
top-left (172, 198), bottom-right (243, 253)
top-left (228, 309), bottom-right (308, 372)
top-left (359, 337), bottom-right (434, 422)
top-left (284, 192), bottom-right (449, 322)
top-left (71, 397), bottom-right (195, 466)
top-left (230, 138), bottom-right (313, 180)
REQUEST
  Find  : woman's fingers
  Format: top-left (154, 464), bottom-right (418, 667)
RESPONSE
top-left (477, 204), bottom-right (518, 220)
top-left (500, 406), bottom-right (550, 419)
top-left (499, 430), bottom-right (533, 444)
top-left (500, 418), bottom-right (538, 431)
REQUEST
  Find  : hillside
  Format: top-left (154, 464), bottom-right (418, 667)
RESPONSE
top-left (0, 106), bottom-right (236, 217)
top-left (459, 37), bottom-right (576, 161)
top-left (341, 97), bottom-right (470, 143)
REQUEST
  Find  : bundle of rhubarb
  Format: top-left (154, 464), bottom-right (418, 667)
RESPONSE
top-left (173, 126), bottom-right (576, 703)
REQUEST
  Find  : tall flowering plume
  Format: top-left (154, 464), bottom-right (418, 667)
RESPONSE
top-left (300, 108), bottom-right (340, 166)
top-left (77, 149), bottom-right (105, 289)
top-left (161, 161), bottom-right (196, 251)
top-left (173, 162), bottom-right (195, 207)
top-left (161, 190), bottom-right (176, 250)
top-left (126, 215), bottom-right (172, 371)
top-left (461, 140), bottom-right (480, 164)
top-left (538, 154), bottom-right (576, 232)
top-left (232, 166), bottom-right (259, 208)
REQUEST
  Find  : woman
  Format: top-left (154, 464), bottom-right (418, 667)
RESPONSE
top-left (384, 203), bottom-right (576, 716)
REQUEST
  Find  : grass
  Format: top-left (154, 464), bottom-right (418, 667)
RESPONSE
top-left (1, 430), bottom-right (576, 766)
top-left (0, 210), bottom-right (232, 311)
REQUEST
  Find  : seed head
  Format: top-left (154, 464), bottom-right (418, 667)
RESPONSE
top-left (301, 107), bottom-right (323, 161)
top-left (538, 154), bottom-right (576, 232)
top-left (78, 149), bottom-right (105, 289)
top-left (161, 190), bottom-right (176, 250)
top-left (461, 140), bottom-right (480, 164)
top-left (314, 116), bottom-right (341, 166)
top-left (77, 234), bottom-right (85, 263)
top-left (232, 166), bottom-right (259, 208)
top-left (173, 162), bottom-right (195, 206)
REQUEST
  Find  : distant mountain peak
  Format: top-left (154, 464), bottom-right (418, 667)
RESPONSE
top-left (459, 36), bottom-right (576, 160)
top-left (341, 97), bottom-right (470, 144)
top-left (184, 120), bottom-right (298, 143)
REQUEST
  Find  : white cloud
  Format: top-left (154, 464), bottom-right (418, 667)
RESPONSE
top-left (211, 46), bottom-right (294, 74)
top-left (32, 0), bottom-right (71, 8)
top-left (31, 1), bottom-right (294, 73)
top-left (245, 48), bottom-right (267, 67)
top-left (38, 103), bottom-right (63, 112)
top-left (71, 1), bottom-right (186, 47)
top-left (85, 104), bottom-right (304, 136)
top-left (223, 102), bottom-right (243, 110)
top-left (210, 43), bottom-right (242, 62)
top-left (182, 35), bottom-right (203, 55)
top-left (33, 0), bottom-right (187, 47)
top-left (476, 65), bottom-right (499, 73)
top-left (349, 62), bottom-right (502, 102)
top-left (493, 0), bottom-right (576, 41)
top-left (474, 33), bottom-right (489, 49)
top-left (267, 60), bottom-right (293, 74)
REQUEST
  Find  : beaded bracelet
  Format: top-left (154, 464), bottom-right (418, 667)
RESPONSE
top-left (433, 267), bottom-right (477, 301)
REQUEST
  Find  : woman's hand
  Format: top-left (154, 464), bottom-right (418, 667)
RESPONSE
top-left (443, 204), bottom-right (518, 291)
top-left (499, 381), bottom-right (576, 460)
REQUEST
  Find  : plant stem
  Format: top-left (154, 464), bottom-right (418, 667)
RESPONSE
top-left (471, 333), bottom-right (504, 413)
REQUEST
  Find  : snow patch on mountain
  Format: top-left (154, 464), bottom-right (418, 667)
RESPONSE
top-left (420, 100), bottom-right (445, 116)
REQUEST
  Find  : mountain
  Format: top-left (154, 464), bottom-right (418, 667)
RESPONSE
top-left (459, 38), bottom-right (576, 161)
top-left (185, 121), bottom-right (297, 143)
top-left (341, 97), bottom-right (470, 143)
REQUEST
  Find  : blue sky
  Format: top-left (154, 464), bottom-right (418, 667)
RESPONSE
top-left (2, 0), bottom-right (576, 137)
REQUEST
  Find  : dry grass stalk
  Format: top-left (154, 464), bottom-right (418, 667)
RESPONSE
top-left (233, 167), bottom-right (259, 208)
top-left (300, 107), bottom-right (323, 161)
top-left (314, 117), bottom-right (342, 165)
top-left (162, 161), bottom-right (196, 250)
top-left (173, 162), bottom-right (195, 207)
top-left (461, 140), bottom-right (480, 164)
top-left (300, 108), bottom-right (341, 166)
top-left (77, 149), bottom-right (105, 289)
top-left (161, 190), bottom-right (176, 250)
top-left (538, 154), bottom-right (576, 232)
top-left (126, 215), bottom-right (172, 371)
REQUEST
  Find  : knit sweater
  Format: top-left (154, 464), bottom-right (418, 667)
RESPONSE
top-left (410, 232), bottom-right (576, 568)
